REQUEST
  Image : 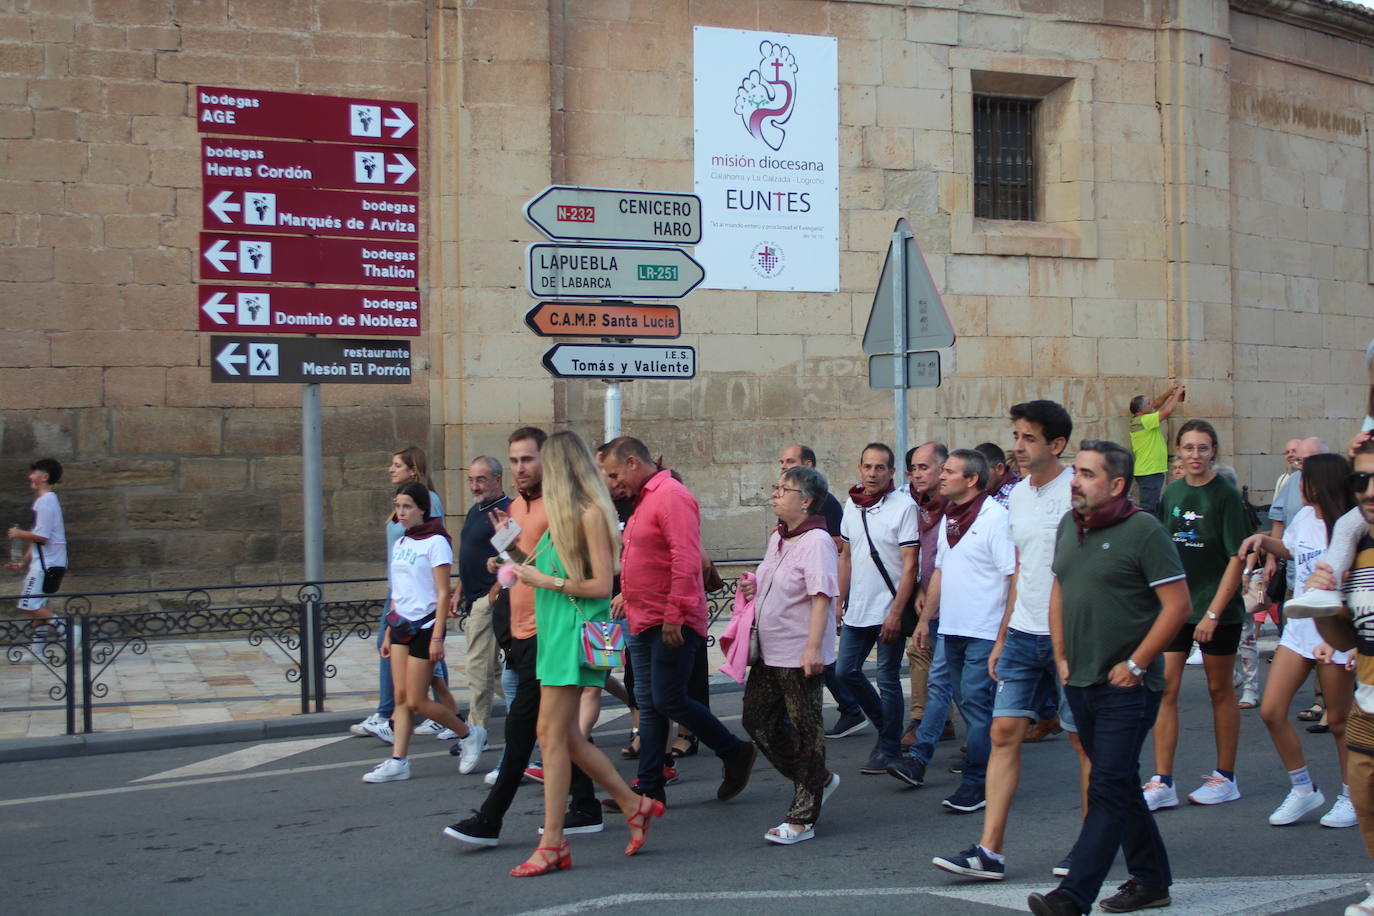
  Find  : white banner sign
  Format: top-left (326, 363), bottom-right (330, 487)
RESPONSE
top-left (693, 26), bottom-right (839, 292)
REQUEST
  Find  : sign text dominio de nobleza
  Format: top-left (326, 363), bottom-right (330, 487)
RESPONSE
top-left (525, 244), bottom-right (704, 300)
top-left (199, 287), bottom-right (421, 336)
top-left (197, 86), bottom-right (418, 147)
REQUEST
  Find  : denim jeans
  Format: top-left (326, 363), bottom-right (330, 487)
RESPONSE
top-left (629, 625), bottom-right (744, 794)
top-left (824, 661), bottom-right (861, 717)
top-left (942, 635), bottom-right (995, 789)
top-left (1134, 473), bottom-right (1165, 515)
top-left (494, 660), bottom-right (521, 772)
top-left (993, 628), bottom-right (1075, 732)
top-left (836, 624), bottom-right (907, 760)
top-left (1059, 683), bottom-right (1170, 911)
top-left (909, 635), bottom-right (953, 764)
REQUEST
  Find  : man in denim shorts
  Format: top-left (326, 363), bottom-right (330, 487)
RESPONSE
top-left (933, 401), bottom-right (1090, 881)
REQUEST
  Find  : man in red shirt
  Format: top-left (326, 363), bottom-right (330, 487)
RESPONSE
top-left (602, 436), bottom-right (757, 804)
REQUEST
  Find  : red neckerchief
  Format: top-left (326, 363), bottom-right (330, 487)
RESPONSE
top-left (1073, 494), bottom-right (1144, 543)
top-left (848, 480), bottom-right (895, 509)
top-left (913, 485), bottom-right (948, 536)
top-left (943, 492), bottom-right (988, 548)
top-left (404, 518), bottom-right (452, 546)
top-left (775, 514), bottom-right (828, 547)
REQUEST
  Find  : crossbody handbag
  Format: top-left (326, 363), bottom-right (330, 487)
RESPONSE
top-left (35, 543), bottom-right (65, 595)
top-left (858, 502), bottom-right (917, 637)
top-left (570, 593), bottom-right (626, 670)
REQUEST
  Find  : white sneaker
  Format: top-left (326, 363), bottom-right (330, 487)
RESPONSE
top-left (1323, 793), bottom-right (1358, 828)
top-left (363, 757), bottom-right (411, 783)
top-left (414, 718), bottom-right (444, 736)
top-left (1186, 644), bottom-right (1203, 666)
top-left (1238, 689), bottom-right (1259, 709)
top-left (1142, 776), bottom-right (1179, 811)
top-left (457, 725), bottom-right (487, 775)
top-left (484, 767), bottom-right (499, 786)
top-left (350, 713), bottom-right (387, 736)
top-left (1188, 771), bottom-right (1241, 805)
top-left (1269, 786), bottom-right (1325, 825)
top-left (365, 719), bottom-right (394, 745)
top-left (1285, 587), bottom-right (1345, 619)
top-left (1346, 882), bottom-right (1374, 916)
top-left (436, 727), bottom-right (460, 740)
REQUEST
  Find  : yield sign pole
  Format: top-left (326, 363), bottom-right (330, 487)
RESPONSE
top-left (891, 222), bottom-right (911, 467)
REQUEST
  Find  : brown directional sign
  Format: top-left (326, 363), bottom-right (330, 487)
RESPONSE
top-left (197, 86), bottom-right (418, 147)
top-left (524, 301), bottom-right (681, 339)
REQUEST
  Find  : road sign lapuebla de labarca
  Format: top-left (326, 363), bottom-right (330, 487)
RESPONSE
top-left (201, 138), bottom-right (418, 193)
top-left (197, 86), bottom-right (418, 147)
top-left (526, 244), bottom-right (704, 300)
top-left (203, 185), bottom-right (419, 241)
top-left (199, 286), bottom-right (421, 336)
top-left (524, 302), bottom-right (681, 339)
top-left (199, 233), bottom-right (420, 287)
top-left (210, 336), bottom-right (411, 384)
top-left (525, 186), bottom-right (702, 245)
top-left (542, 343), bottom-right (695, 380)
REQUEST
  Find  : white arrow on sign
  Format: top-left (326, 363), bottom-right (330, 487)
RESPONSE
top-left (203, 239), bottom-right (237, 271)
top-left (384, 107), bottom-right (414, 139)
top-left (215, 341), bottom-right (246, 376)
top-left (386, 152), bottom-right (416, 184)
top-left (208, 190), bottom-right (241, 223)
top-left (201, 292), bottom-right (234, 325)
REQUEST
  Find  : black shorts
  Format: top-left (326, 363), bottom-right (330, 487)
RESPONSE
top-left (391, 623), bottom-right (439, 660)
top-left (1166, 621), bottom-right (1243, 656)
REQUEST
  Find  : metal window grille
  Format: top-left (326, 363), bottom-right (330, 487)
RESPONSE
top-left (973, 96), bottom-right (1036, 220)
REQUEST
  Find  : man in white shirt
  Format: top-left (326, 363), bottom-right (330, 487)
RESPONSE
top-left (891, 449), bottom-right (1014, 814)
top-left (932, 401), bottom-right (1089, 881)
top-left (6, 458), bottom-right (67, 657)
top-left (837, 443), bottom-right (919, 774)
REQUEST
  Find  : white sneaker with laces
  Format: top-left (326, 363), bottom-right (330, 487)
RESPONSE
top-left (484, 767), bottom-right (499, 786)
top-left (435, 727), bottom-right (460, 740)
top-left (363, 757), bottom-right (411, 783)
top-left (1188, 771), bottom-right (1241, 805)
top-left (350, 712), bottom-right (388, 737)
top-left (457, 725), bottom-right (488, 774)
top-left (414, 719), bottom-right (444, 736)
top-left (367, 720), bottom-right (394, 745)
top-left (1346, 882), bottom-right (1374, 916)
top-left (1142, 776), bottom-right (1179, 811)
top-left (1268, 786), bottom-right (1325, 825)
top-left (1323, 793), bottom-right (1358, 828)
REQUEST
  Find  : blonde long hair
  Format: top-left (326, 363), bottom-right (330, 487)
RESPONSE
top-left (542, 430), bottom-right (621, 580)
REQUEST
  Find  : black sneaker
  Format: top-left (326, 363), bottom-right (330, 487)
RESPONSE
top-left (932, 844), bottom-right (1005, 880)
top-left (942, 783), bottom-right (986, 813)
top-left (443, 811), bottom-right (500, 847)
top-left (825, 710), bottom-right (868, 739)
top-left (1052, 852), bottom-right (1072, 877)
top-left (859, 747), bottom-right (890, 775)
top-left (885, 756), bottom-right (926, 788)
top-left (717, 740), bottom-right (757, 801)
top-left (539, 808), bottom-right (604, 836)
top-left (1028, 889), bottom-right (1084, 916)
top-left (1098, 879), bottom-right (1171, 913)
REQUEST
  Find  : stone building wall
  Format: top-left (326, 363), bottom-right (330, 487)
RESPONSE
top-left (0, 0), bottom-right (434, 590)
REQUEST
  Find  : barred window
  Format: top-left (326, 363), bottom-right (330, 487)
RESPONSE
top-left (973, 96), bottom-right (1036, 221)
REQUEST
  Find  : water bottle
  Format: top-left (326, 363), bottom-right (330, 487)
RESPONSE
top-left (9, 524), bottom-right (23, 565)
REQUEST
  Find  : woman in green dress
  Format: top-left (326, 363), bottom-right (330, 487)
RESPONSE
top-left (510, 430), bottom-right (664, 877)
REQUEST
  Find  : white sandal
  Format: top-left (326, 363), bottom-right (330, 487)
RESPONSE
top-left (764, 821), bottom-right (815, 845)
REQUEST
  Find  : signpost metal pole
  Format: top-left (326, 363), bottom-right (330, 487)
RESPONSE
top-left (302, 382), bottom-right (324, 581)
top-left (605, 381), bottom-right (621, 442)
top-left (891, 224), bottom-right (910, 467)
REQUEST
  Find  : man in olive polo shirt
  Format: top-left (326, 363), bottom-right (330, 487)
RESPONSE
top-left (1028, 440), bottom-right (1191, 916)
top-left (1127, 383), bottom-right (1184, 514)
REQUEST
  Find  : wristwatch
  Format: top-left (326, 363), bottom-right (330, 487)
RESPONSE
top-left (1126, 658), bottom-right (1145, 678)
top-left (553, 577), bottom-right (566, 592)
top-left (1206, 612), bottom-right (1218, 620)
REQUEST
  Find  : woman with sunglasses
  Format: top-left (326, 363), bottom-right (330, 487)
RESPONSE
top-left (1239, 453), bottom-right (1356, 828)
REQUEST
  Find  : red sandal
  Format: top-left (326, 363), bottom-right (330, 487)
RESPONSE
top-left (624, 794), bottom-right (665, 856)
top-left (509, 841), bottom-right (570, 877)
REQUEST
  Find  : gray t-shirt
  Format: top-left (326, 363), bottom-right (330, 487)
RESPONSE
top-left (1269, 471), bottom-right (1302, 525)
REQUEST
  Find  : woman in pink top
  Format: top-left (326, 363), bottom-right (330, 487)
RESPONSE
top-left (739, 465), bottom-right (841, 845)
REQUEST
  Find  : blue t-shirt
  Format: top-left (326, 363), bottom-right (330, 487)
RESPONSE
top-left (458, 494), bottom-right (511, 605)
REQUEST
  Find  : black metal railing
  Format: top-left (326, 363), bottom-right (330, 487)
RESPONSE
top-left (4, 568), bottom-right (754, 736)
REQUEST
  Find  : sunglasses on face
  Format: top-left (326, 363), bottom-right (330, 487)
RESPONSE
top-left (1351, 472), bottom-right (1374, 493)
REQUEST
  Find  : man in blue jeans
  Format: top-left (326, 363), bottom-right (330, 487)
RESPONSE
top-left (1028, 440), bottom-right (1190, 916)
top-left (890, 449), bottom-right (1014, 814)
top-left (837, 443), bottom-right (919, 774)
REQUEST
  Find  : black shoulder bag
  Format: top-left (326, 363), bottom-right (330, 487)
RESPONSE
top-left (35, 543), bottom-right (65, 595)
top-left (858, 504), bottom-right (917, 637)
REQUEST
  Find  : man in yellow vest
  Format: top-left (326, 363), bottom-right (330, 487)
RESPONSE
top-left (1127, 382), bottom-right (1185, 513)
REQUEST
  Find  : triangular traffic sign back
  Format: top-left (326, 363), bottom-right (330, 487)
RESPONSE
top-left (861, 218), bottom-right (955, 355)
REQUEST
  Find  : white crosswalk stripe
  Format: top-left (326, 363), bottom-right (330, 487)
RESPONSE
top-left (133, 736), bottom-right (351, 782)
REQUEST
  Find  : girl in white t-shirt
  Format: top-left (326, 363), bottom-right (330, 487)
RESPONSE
top-left (1239, 453), bottom-right (1356, 828)
top-left (363, 482), bottom-right (487, 783)
top-left (6, 458), bottom-right (67, 654)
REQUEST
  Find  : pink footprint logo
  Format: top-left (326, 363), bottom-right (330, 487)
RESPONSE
top-left (734, 41), bottom-right (798, 151)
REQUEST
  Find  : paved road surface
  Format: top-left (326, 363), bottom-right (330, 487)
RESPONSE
top-left (0, 673), bottom-right (1368, 915)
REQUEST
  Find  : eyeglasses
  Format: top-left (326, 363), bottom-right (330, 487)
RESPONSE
top-left (1351, 472), bottom-right (1374, 493)
top-left (772, 485), bottom-right (802, 495)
